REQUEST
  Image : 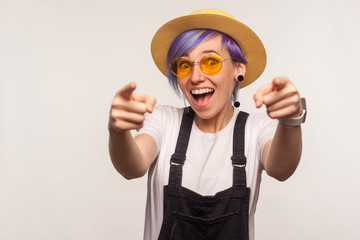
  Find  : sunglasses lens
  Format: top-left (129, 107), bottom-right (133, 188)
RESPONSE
top-left (171, 58), bottom-right (192, 78)
top-left (170, 54), bottom-right (224, 78)
top-left (200, 55), bottom-right (222, 74)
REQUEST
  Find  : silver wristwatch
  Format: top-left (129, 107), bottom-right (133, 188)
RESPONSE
top-left (278, 98), bottom-right (307, 127)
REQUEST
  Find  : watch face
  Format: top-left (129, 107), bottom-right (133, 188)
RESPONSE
top-left (301, 98), bottom-right (306, 112)
top-left (301, 98), bottom-right (307, 123)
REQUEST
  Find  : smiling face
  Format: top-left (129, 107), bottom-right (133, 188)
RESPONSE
top-left (176, 35), bottom-right (246, 132)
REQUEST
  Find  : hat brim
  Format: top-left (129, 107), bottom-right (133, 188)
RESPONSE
top-left (151, 11), bottom-right (266, 88)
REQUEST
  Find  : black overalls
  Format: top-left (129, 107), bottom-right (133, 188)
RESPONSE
top-left (158, 107), bottom-right (250, 240)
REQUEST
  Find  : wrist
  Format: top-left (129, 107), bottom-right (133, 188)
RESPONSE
top-left (108, 120), bottom-right (127, 135)
top-left (278, 98), bottom-right (307, 127)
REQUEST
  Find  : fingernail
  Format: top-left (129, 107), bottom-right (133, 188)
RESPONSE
top-left (148, 104), bottom-right (154, 112)
top-left (256, 100), bottom-right (261, 107)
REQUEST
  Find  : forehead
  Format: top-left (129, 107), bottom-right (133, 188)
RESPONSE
top-left (186, 35), bottom-right (230, 58)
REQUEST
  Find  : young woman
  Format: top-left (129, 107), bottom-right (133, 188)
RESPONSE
top-left (108, 9), bottom-right (306, 240)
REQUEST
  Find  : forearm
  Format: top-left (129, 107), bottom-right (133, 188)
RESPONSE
top-left (108, 129), bottom-right (149, 180)
top-left (108, 82), bottom-right (157, 179)
top-left (264, 123), bottom-right (302, 181)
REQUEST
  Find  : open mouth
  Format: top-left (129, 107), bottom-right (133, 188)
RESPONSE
top-left (191, 88), bottom-right (214, 106)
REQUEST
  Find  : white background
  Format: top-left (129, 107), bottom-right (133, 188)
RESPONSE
top-left (1, 0), bottom-right (360, 239)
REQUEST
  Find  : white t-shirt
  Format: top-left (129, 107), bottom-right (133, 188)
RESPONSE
top-left (137, 105), bottom-right (278, 240)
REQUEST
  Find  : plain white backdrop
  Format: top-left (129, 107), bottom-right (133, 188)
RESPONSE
top-left (1, 0), bottom-right (360, 239)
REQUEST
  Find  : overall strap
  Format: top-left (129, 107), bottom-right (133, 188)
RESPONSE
top-left (231, 111), bottom-right (249, 193)
top-left (168, 107), bottom-right (195, 188)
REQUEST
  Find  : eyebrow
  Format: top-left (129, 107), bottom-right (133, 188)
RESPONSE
top-left (183, 50), bottom-right (222, 58)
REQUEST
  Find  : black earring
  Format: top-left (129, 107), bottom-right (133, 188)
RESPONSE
top-left (234, 101), bottom-right (240, 108)
top-left (237, 75), bottom-right (244, 81)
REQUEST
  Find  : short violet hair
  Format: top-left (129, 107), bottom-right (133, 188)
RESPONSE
top-left (166, 29), bottom-right (247, 102)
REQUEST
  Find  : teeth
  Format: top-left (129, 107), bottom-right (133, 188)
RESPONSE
top-left (191, 88), bottom-right (214, 95)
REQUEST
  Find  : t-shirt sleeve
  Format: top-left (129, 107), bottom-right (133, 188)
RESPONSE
top-left (250, 112), bottom-right (278, 167)
top-left (259, 114), bottom-right (278, 151)
top-left (136, 105), bottom-right (166, 154)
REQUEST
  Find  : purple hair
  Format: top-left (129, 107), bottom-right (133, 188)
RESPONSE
top-left (166, 29), bottom-right (247, 102)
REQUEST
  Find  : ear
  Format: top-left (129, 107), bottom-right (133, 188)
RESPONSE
top-left (234, 62), bottom-right (246, 79)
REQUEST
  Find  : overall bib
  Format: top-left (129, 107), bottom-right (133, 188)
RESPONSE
top-left (158, 107), bottom-right (250, 240)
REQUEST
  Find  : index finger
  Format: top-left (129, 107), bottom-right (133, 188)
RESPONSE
top-left (118, 82), bottom-right (137, 99)
top-left (135, 94), bottom-right (157, 113)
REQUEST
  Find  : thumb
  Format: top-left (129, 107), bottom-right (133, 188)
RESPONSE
top-left (134, 94), bottom-right (157, 113)
top-left (253, 82), bottom-right (274, 108)
top-left (272, 77), bottom-right (286, 91)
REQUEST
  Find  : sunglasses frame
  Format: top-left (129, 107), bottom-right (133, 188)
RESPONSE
top-left (170, 54), bottom-right (233, 78)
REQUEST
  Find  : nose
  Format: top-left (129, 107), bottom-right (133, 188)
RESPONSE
top-left (190, 62), bottom-right (205, 84)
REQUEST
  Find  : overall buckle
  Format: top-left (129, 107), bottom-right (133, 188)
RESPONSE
top-left (170, 153), bottom-right (185, 165)
top-left (231, 155), bottom-right (247, 167)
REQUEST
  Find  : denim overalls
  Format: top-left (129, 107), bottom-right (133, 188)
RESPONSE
top-left (158, 107), bottom-right (250, 240)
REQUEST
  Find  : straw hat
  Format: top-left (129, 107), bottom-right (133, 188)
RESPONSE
top-left (151, 9), bottom-right (266, 88)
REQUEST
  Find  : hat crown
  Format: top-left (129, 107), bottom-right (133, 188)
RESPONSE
top-left (190, 9), bottom-right (235, 19)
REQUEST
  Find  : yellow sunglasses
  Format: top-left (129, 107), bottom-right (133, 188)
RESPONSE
top-left (170, 54), bottom-right (233, 78)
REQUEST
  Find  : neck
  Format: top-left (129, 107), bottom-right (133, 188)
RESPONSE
top-left (194, 103), bottom-right (234, 133)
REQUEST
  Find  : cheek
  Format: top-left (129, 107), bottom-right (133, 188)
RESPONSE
top-left (177, 81), bottom-right (189, 96)
top-left (177, 81), bottom-right (184, 91)
top-left (225, 81), bottom-right (237, 101)
top-left (219, 73), bottom-right (237, 95)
